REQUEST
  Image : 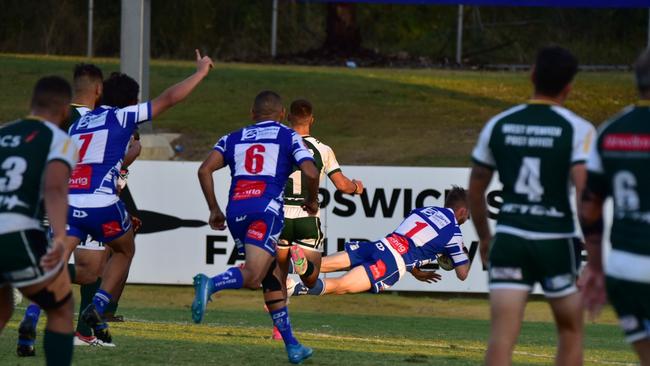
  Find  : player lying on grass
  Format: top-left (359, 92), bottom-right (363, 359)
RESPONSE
top-left (290, 187), bottom-right (471, 296)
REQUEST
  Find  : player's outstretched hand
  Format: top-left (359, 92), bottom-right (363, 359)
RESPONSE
top-left (411, 267), bottom-right (442, 283)
top-left (579, 266), bottom-right (607, 321)
top-left (209, 209), bottom-right (227, 231)
top-left (40, 238), bottom-right (64, 272)
top-left (195, 49), bottom-right (214, 76)
top-left (301, 200), bottom-right (319, 216)
top-left (352, 179), bottom-right (364, 195)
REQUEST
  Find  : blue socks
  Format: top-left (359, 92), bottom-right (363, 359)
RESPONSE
top-left (92, 289), bottom-right (112, 316)
top-left (269, 306), bottom-right (298, 346)
top-left (292, 279), bottom-right (325, 296)
top-left (210, 267), bottom-right (244, 294)
top-left (24, 304), bottom-right (41, 327)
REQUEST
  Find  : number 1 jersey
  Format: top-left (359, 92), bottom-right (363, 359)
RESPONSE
top-left (213, 120), bottom-right (314, 217)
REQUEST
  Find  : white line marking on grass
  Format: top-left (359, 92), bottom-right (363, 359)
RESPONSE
top-left (116, 317), bottom-right (634, 366)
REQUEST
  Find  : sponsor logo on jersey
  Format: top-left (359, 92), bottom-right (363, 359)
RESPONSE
top-left (0, 195), bottom-right (29, 210)
top-left (386, 234), bottom-right (409, 254)
top-left (76, 111), bottom-right (108, 129)
top-left (490, 266), bottom-right (523, 280)
top-left (246, 220), bottom-right (268, 241)
top-left (369, 259), bottom-right (387, 280)
top-left (500, 203), bottom-right (564, 217)
top-left (241, 126), bottom-right (280, 141)
top-left (421, 208), bottom-right (451, 229)
top-left (69, 164), bottom-right (92, 189)
top-left (101, 221), bottom-right (123, 238)
top-left (232, 180), bottom-right (266, 201)
top-left (235, 215), bottom-right (247, 222)
top-left (603, 133), bottom-right (650, 152)
top-left (0, 135), bottom-right (21, 148)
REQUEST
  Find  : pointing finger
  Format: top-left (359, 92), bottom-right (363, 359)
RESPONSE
top-left (195, 49), bottom-right (201, 61)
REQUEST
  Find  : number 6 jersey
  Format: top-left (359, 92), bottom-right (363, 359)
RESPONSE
top-left (213, 120), bottom-right (314, 217)
top-left (472, 100), bottom-right (596, 239)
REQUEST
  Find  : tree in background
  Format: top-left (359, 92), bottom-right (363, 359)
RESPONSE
top-left (323, 3), bottom-right (361, 55)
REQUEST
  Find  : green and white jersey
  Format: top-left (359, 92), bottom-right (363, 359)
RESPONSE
top-left (0, 117), bottom-right (78, 235)
top-left (284, 135), bottom-right (341, 218)
top-left (587, 102), bottom-right (650, 284)
top-left (472, 100), bottom-right (595, 239)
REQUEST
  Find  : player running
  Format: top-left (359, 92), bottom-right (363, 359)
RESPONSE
top-left (0, 76), bottom-right (78, 365)
top-left (580, 49), bottom-right (650, 365)
top-left (290, 187), bottom-right (470, 297)
top-left (468, 46), bottom-right (595, 366)
top-left (67, 50), bottom-right (213, 346)
top-left (17, 63), bottom-right (109, 353)
top-left (193, 91), bottom-right (319, 364)
top-left (276, 99), bottom-right (363, 304)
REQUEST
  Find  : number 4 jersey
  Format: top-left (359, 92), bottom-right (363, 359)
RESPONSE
top-left (68, 103), bottom-right (151, 208)
top-left (0, 117), bottom-right (78, 234)
top-left (214, 120), bottom-right (314, 217)
top-left (472, 100), bottom-right (596, 239)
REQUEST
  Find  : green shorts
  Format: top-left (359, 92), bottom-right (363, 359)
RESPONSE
top-left (488, 233), bottom-right (578, 298)
top-left (278, 216), bottom-right (324, 252)
top-left (0, 230), bottom-right (62, 288)
top-left (606, 276), bottom-right (650, 343)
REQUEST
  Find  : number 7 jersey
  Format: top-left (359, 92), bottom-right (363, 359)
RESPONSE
top-left (213, 120), bottom-right (314, 217)
top-left (472, 101), bottom-right (595, 239)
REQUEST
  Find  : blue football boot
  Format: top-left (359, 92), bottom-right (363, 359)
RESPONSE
top-left (286, 343), bottom-right (313, 364)
top-left (191, 274), bottom-right (214, 324)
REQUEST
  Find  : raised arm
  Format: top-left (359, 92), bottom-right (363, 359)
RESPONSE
top-left (468, 164), bottom-right (494, 266)
top-left (151, 49), bottom-right (214, 119)
top-left (329, 171), bottom-right (363, 195)
top-left (198, 150), bottom-right (226, 230)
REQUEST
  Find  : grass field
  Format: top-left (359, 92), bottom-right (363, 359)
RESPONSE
top-left (0, 285), bottom-right (637, 366)
top-left (0, 53), bottom-right (638, 165)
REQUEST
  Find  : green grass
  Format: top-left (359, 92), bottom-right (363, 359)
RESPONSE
top-left (0, 285), bottom-right (636, 365)
top-left (0, 53), bottom-right (638, 166)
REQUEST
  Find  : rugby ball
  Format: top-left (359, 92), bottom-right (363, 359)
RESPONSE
top-left (436, 254), bottom-right (455, 271)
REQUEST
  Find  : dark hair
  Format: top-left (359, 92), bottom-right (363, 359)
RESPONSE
top-left (444, 186), bottom-right (467, 209)
top-left (289, 99), bottom-right (313, 119)
top-left (635, 49), bottom-right (650, 95)
top-left (101, 72), bottom-right (139, 108)
top-left (30, 76), bottom-right (72, 111)
top-left (532, 46), bottom-right (578, 97)
top-left (73, 63), bottom-right (103, 82)
top-left (252, 90), bottom-right (283, 117)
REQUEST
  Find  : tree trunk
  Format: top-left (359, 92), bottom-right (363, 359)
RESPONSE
top-left (323, 3), bottom-right (361, 55)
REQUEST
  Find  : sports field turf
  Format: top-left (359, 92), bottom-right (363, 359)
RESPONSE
top-left (0, 285), bottom-right (636, 365)
top-left (0, 54), bottom-right (637, 165)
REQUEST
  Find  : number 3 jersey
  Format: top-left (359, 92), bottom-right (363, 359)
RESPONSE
top-left (385, 206), bottom-right (468, 271)
top-left (68, 103), bottom-right (151, 208)
top-left (0, 117), bottom-right (78, 234)
top-left (472, 101), bottom-right (595, 239)
top-left (213, 120), bottom-right (314, 217)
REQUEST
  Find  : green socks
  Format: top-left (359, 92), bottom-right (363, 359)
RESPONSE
top-left (44, 329), bottom-right (73, 366)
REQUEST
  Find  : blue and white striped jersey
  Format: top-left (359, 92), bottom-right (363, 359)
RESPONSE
top-left (213, 120), bottom-right (314, 217)
top-left (385, 206), bottom-right (468, 271)
top-left (68, 103), bottom-right (151, 208)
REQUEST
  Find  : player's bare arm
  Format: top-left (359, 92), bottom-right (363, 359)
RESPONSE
top-left (410, 267), bottom-right (442, 283)
top-left (299, 160), bottom-right (320, 215)
top-left (151, 49), bottom-right (213, 118)
top-left (123, 135), bottom-right (142, 167)
top-left (41, 160), bottom-right (72, 271)
top-left (329, 171), bottom-right (364, 195)
top-left (454, 262), bottom-right (470, 281)
top-left (579, 185), bottom-right (607, 319)
top-left (198, 150), bottom-right (226, 230)
top-left (468, 164), bottom-right (494, 266)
